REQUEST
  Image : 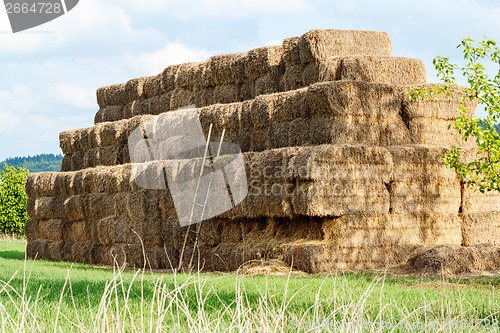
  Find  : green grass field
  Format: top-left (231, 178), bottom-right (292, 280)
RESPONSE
top-left (0, 240), bottom-right (499, 332)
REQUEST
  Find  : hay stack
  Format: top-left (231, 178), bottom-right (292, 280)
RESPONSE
top-left (25, 29), bottom-right (500, 274)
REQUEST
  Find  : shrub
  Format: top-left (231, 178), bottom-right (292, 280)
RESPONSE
top-left (0, 165), bottom-right (29, 236)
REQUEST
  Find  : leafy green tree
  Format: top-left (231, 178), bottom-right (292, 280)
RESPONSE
top-left (409, 37), bottom-right (500, 193)
top-left (0, 165), bottom-right (29, 236)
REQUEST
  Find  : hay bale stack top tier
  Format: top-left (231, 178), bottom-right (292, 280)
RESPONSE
top-left (25, 29), bottom-right (500, 272)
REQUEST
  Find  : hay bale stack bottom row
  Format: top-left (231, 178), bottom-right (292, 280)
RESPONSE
top-left (25, 29), bottom-right (500, 272)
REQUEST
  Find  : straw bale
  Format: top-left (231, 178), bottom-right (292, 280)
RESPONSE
top-left (306, 80), bottom-right (401, 117)
top-left (88, 193), bottom-right (115, 221)
top-left (281, 65), bottom-right (304, 91)
top-left (174, 62), bottom-right (201, 89)
top-left (124, 77), bottom-right (147, 103)
top-left (130, 99), bottom-right (150, 118)
top-left (407, 117), bottom-right (476, 147)
top-left (208, 53), bottom-right (246, 85)
top-left (170, 88), bottom-right (194, 110)
top-left (148, 93), bottom-right (172, 116)
top-left (213, 84), bottom-right (239, 104)
top-left (161, 64), bottom-right (180, 92)
top-left (282, 37), bottom-right (301, 65)
top-left (64, 195), bottom-right (85, 221)
top-left (122, 102), bottom-right (133, 120)
top-left (59, 130), bottom-right (75, 154)
top-left (71, 151), bottom-right (85, 171)
top-left (320, 56), bottom-right (426, 85)
top-left (126, 190), bottom-right (147, 221)
top-left (269, 122), bottom-right (290, 149)
top-left (399, 84), bottom-right (478, 120)
top-left (250, 128), bottom-right (270, 152)
top-left (401, 244), bottom-right (500, 276)
top-left (94, 108), bottom-right (105, 124)
top-left (71, 242), bottom-right (87, 263)
top-left (61, 155), bottom-right (72, 171)
top-left (462, 184), bottom-right (500, 214)
top-left (72, 220), bottom-right (86, 242)
top-left (301, 62), bottom-right (320, 87)
top-left (254, 68), bottom-right (282, 96)
top-left (100, 105), bottom-right (125, 123)
top-left (238, 81), bottom-right (255, 101)
top-left (34, 196), bottom-right (65, 220)
top-left (96, 83), bottom-right (126, 108)
top-left (143, 74), bottom-right (163, 98)
top-left (462, 212), bottom-right (500, 246)
top-left (44, 219), bottom-right (63, 242)
top-left (245, 46), bottom-right (283, 79)
top-left (25, 173), bottom-right (41, 198)
top-left (193, 87), bottom-right (215, 107)
top-left (298, 29), bottom-right (392, 64)
top-left (196, 62), bottom-right (213, 88)
top-left (96, 215), bottom-right (114, 245)
top-left (24, 219), bottom-right (39, 242)
top-left (26, 239), bottom-right (48, 259)
top-left (61, 242), bottom-right (74, 261)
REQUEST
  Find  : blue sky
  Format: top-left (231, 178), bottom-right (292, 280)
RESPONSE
top-left (0, 0), bottom-right (499, 161)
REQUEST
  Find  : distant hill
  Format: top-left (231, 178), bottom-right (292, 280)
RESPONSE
top-left (0, 154), bottom-right (63, 173)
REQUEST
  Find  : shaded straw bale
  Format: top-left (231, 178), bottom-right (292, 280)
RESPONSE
top-left (238, 81), bottom-right (255, 101)
top-left (245, 46), bottom-right (282, 79)
top-left (64, 195), bottom-right (85, 221)
top-left (320, 56), bottom-right (426, 85)
top-left (401, 244), bottom-right (500, 276)
top-left (47, 241), bottom-right (63, 261)
top-left (100, 105), bottom-right (124, 123)
top-left (130, 99), bottom-right (150, 118)
top-left (26, 239), bottom-right (48, 259)
top-left (208, 53), bottom-right (246, 85)
top-left (160, 64), bottom-right (180, 92)
top-left (301, 62), bottom-right (320, 87)
top-left (148, 93), bottom-right (172, 116)
top-left (174, 62), bottom-right (201, 89)
top-left (24, 219), bottom-right (39, 242)
top-left (255, 68), bottom-right (282, 96)
top-left (407, 117), bottom-right (476, 147)
top-left (61, 155), bottom-right (72, 171)
top-left (71, 220), bottom-right (86, 242)
top-left (282, 37), bottom-right (301, 65)
top-left (281, 65), bottom-right (305, 91)
top-left (170, 88), bottom-right (194, 110)
top-left (96, 83), bottom-right (126, 108)
top-left (143, 74), bottom-right (163, 98)
top-left (124, 77), bottom-right (147, 103)
top-left (213, 84), bottom-right (239, 104)
top-left (462, 212), bottom-right (500, 246)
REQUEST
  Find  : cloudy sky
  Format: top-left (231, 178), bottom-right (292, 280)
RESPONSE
top-left (0, 0), bottom-right (499, 161)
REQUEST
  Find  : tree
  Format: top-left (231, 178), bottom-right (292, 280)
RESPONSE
top-left (0, 165), bottom-right (29, 236)
top-left (408, 37), bottom-right (500, 193)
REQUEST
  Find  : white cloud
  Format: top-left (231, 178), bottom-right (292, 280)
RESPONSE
top-left (0, 110), bottom-right (20, 135)
top-left (49, 83), bottom-right (96, 110)
top-left (265, 39), bottom-right (282, 46)
top-left (125, 42), bottom-right (211, 75)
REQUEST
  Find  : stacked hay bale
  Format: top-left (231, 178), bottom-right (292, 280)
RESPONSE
top-left (25, 29), bottom-right (500, 272)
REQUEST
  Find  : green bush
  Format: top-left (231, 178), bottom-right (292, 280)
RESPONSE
top-left (0, 165), bottom-right (29, 236)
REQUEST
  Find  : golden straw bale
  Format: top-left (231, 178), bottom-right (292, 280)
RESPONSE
top-left (255, 68), bottom-right (282, 96)
top-left (400, 84), bottom-right (478, 120)
top-left (99, 105), bottom-right (124, 123)
top-left (320, 56), bottom-right (426, 85)
top-left (306, 80), bottom-right (401, 117)
top-left (298, 29), bottom-right (392, 64)
top-left (407, 117), bottom-right (476, 147)
top-left (462, 185), bottom-right (500, 214)
top-left (463, 212), bottom-right (500, 246)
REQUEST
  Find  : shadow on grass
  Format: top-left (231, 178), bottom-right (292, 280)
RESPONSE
top-left (0, 250), bottom-right (25, 260)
